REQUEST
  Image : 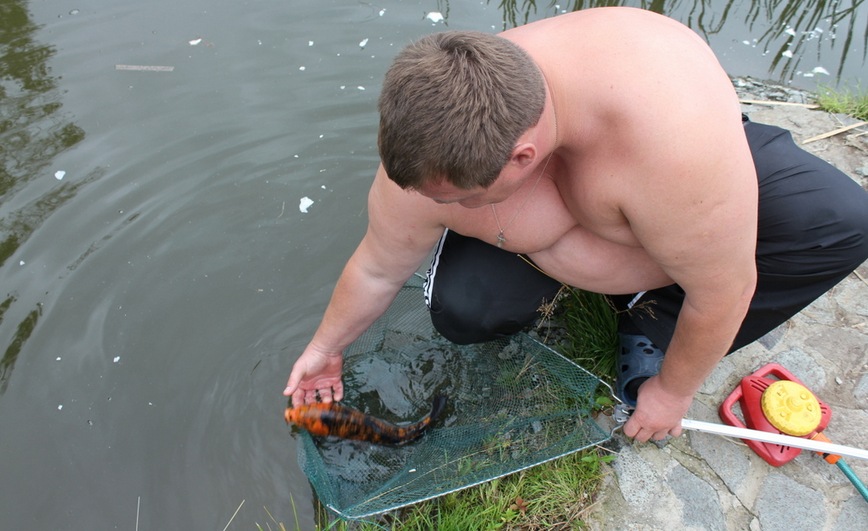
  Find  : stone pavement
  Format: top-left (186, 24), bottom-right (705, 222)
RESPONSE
top-left (588, 82), bottom-right (868, 531)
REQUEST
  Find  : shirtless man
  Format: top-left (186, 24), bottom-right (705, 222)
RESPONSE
top-left (284, 7), bottom-right (868, 443)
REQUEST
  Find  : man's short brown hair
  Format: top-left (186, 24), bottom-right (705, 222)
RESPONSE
top-left (378, 31), bottom-right (546, 190)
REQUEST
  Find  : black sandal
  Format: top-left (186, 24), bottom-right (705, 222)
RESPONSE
top-left (615, 334), bottom-right (664, 406)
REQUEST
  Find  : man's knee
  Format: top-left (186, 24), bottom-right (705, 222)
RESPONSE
top-left (429, 293), bottom-right (534, 344)
top-left (424, 230), bottom-right (563, 345)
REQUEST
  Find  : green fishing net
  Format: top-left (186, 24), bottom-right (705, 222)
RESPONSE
top-left (295, 275), bottom-right (610, 520)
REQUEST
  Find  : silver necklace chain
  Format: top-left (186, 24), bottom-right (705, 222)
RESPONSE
top-left (490, 152), bottom-right (553, 248)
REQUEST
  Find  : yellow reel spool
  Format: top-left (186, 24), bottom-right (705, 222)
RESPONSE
top-left (761, 380), bottom-right (822, 436)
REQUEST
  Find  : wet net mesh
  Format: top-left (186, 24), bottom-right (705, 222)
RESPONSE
top-left (296, 275), bottom-right (610, 520)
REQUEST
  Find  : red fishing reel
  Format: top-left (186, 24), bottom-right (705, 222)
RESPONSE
top-left (719, 363), bottom-right (832, 466)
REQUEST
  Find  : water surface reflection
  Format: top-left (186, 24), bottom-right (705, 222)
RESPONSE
top-left (0, 0), bottom-right (90, 394)
top-left (485, 0), bottom-right (866, 86)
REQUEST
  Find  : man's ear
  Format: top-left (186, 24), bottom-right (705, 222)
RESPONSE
top-left (509, 143), bottom-right (538, 168)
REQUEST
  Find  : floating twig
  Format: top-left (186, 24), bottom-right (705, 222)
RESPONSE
top-left (115, 64), bottom-right (175, 72)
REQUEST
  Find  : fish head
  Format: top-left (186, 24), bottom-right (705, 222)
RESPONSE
top-left (284, 403), bottom-right (325, 425)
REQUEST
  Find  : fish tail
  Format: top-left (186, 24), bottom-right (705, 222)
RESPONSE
top-left (429, 394), bottom-right (447, 422)
top-left (396, 395), bottom-right (448, 444)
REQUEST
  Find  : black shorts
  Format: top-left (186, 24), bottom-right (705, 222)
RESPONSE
top-left (424, 118), bottom-right (868, 350)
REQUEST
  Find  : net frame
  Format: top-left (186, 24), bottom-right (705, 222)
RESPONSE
top-left (295, 276), bottom-right (612, 520)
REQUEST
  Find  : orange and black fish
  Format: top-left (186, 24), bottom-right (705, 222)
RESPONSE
top-left (285, 395), bottom-right (447, 445)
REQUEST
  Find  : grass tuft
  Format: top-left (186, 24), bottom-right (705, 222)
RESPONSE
top-left (814, 85), bottom-right (868, 121)
top-left (553, 288), bottom-right (619, 381)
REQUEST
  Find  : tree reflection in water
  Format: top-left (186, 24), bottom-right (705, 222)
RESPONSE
top-left (0, 1), bottom-right (87, 395)
top-left (433, 0), bottom-right (866, 85)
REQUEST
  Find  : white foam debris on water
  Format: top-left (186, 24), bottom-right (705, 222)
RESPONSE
top-left (379, 9), bottom-right (386, 16)
top-left (56, 357), bottom-right (62, 361)
top-left (811, 66), bottom-right (830, 75)
top-left (309, 40), bottom-right (314, 46)
top-left (782, 50), bottom-right (794, 58)
top-left (784, 26), bottom-right (796, 37)
top-left (804, 28), bottom-right (822, 41)
top-left (58, 404), bottom-right (63, 410)
top-left (426, 12), bottom-right (444, 23)
top-left (357, 86), bottom-right (365, 91)
top-left (54, 170), bottom-right (65, 180)
top-left (299, 196), bottom-right (314, 213)
top-left (113, 356), bottom-right (121, 363)
top-left (189, 38), bottom-right (202, 46)
top-left (19, 260), bottom-right (24, 266)
top-left (359, 38), bottom-right (369, 48)
top-left (299, 66), bottom-right (306, 71)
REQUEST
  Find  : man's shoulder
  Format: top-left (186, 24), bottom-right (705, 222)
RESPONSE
top-left (506, 7), bottom-right (688, 40)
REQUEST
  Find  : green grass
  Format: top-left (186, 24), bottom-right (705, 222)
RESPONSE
top-left (553, 288), bottom-right (619, 381)
top-left (343, 449), bottom-right (614, 531)
top-left (814, 85), bottom-right (868, 121)
top-left (304, 287), bottom-right (620, 530)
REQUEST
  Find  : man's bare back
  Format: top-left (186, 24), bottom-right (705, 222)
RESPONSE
top-left (370, 8), bottom-right (756, 297)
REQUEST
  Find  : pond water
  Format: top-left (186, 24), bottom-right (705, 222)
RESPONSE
top-left (0, 0), bottom-right (865, 528)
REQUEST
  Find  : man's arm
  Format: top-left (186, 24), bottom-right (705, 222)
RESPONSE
top-left (284, 165), bottom-right (446, 405)
top-left (620, 98), bottom-right (758, 442)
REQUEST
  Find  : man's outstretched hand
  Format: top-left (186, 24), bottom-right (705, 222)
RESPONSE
top-left (284, 347), bottom-right (344, 407)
